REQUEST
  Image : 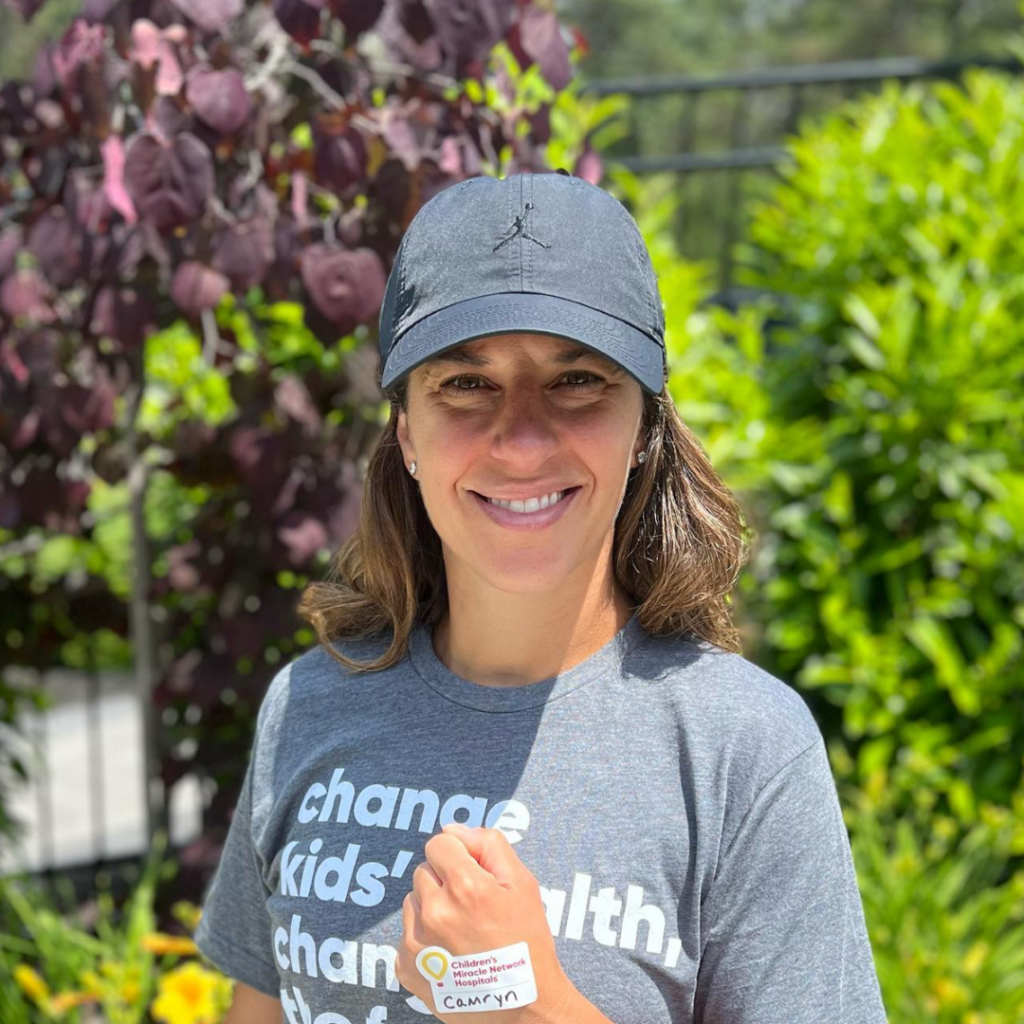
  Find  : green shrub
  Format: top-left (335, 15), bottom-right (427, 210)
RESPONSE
top-left (845, 774), bottom-right (1024, 1023)
top-left (724, 69), bottom-right (1024, 836)
top-left (0, 831), bottom-right (231, 1024)
top-left (618, 65), bottom-right (1024, 1024)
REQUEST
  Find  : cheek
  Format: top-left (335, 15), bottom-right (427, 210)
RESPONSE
top-left (416, 420), bottom-right (480, 509)
top-left (569, 417), bottom-right (635, 472)
top-left (420, 410), bottom-right (508, 487)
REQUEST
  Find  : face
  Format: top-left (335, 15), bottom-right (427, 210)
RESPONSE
top-left (396, 332), bottom-right (646, 595)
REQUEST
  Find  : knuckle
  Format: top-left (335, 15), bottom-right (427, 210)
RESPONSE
top-left (448, 872), bottom-right (479, 904)
top-left (420, 898), bottom-right (450, 933)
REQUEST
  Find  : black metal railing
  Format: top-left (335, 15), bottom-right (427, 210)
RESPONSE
top-left (581, 54), bottom-right (1023, 292)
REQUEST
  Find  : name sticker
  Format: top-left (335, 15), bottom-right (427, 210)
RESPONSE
top-left (414, 941), bottom-right (538, 1014)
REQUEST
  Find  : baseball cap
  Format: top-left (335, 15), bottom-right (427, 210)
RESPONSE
top-left (377, 171), bottom-right (667, 394)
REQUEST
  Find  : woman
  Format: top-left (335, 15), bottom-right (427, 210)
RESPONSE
top-left (194, 172), bottom-right (888, 1024)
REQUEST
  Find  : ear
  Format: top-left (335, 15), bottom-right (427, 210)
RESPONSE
top-left (395, 406), bottom-right (414, 465)
top-left (633, 423), bottom-right (648, 467)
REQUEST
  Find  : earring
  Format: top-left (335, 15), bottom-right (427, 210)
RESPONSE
top-left (636, 451), bottom-right (647, 465)
top-left (409, 461), bottom-right (417, 476)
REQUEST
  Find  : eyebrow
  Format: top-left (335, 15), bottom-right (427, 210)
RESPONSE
top-left (423, 343), bottom-right (618, 371)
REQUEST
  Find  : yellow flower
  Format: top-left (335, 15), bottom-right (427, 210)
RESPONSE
top-left (930, 975), bottom-right (968, 1008)
top-left (78, 968), bottom-right (104, 996)
top-left (120, 979), bottom-right (142, 1003)
top-left (143, 932), bottom-right (200, 956)
top-left (48, 990), bottom-right (98, 1015)
top-left (14, 964), bottom-right (51, 1005)
top-left (962, 939), bottom-right (989, 978)
top-left (151, 961), bottom-right (230, 1024)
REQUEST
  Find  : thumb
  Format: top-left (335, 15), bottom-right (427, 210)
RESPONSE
top-left (441, 824), bottom-right (522, 887)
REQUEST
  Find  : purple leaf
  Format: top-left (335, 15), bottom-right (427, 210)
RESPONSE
top-left (51, 18), bottom-right (107, 94)
top-left (511, 7), bottom-right (572, 91)
top-left (422, 0), bottom-right (513, 74)
top-left (313, 120), bottom-right (367, 194)
top-left (211, 218), bottom-right (275, 291)
top-left (437, 135), bottom-right (461, 176)
top-left (186, 65), bottom-right (252, 135)
top-left (123, 130), bottom-right (214, 231)
top-left (101, 135), bottom-right (138, 224)
top-left (81, 0), bottom-right (122, 23)
top-left (273, 376), bottom-right (322, 434)
top-left (168, 0), bottom-right (244, 34)
top-left (376, 0), bottom-right (443, 72)
top-left (0, 228), bottom-right (23, 278)
top-left (130, 19), bottom-right (185, 98)
top-left (0, 269), bottom-right (56, 323)
top-left (574, 146), bottom-right (603, 185)
top-left (2, 0), bottom-right (49, 23)
top-left (171, 261), bottom-right (230, 314)
top-left (300, 243), bottom-right (386, 328)
top-left (381, 102), bottom-right (426, 172)
top-left (60, 378), bottom-right (116, 435)
top-left (328, 0), bottom-right (384, 38)
top-left (276, 509), bottom-right (329, 565)
top-left (272, 0), bottom-right (327, 47)
top-left (291, 170), bottom-right (310, 228)
top-left (129, 18), bottom-right (162, 67)
top-left (26, 208), bottom-right (84, 288)
top-left (89, 285), bottom-right (157, 349)
top-left (150, 95), bottom-right (189, 139)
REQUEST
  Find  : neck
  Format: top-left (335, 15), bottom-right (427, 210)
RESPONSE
top-left (431, 558), bottom-right (636, 689)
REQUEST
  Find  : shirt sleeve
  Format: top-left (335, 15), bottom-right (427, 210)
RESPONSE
top-left (694, 737), bottom-right (889, 1024)
top-left (193, 746), bottom-right (281, 999)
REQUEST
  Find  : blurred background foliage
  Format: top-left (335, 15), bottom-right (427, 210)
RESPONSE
top-left (626, 59), bottom-right (1024, 1019)
top-left (1, 1), bottom-right (1023, 1022)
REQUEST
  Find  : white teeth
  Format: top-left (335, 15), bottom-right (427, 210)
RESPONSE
top-left (486, 490), bottom-right (565, 513)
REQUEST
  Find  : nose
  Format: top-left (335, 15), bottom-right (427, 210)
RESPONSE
top-left (489, 381), bottom-right (560, 467)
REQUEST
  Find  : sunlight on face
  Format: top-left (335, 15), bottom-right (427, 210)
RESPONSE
top-left (396, 332), bottom-right (645, 595)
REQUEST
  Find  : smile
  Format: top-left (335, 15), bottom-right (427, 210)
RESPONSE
top-left (482, 489), bottom-right (567, 513)
top-left (470, 487), bottom-right (581, 530)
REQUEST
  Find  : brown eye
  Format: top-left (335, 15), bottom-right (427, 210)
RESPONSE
top-left (560, 371), bottom-right (603, 391)
top-left (439, 375), bottom-right (486, 394)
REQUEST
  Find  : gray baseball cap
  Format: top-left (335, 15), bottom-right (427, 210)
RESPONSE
top-left (377, 171), bottom-right (667, 394)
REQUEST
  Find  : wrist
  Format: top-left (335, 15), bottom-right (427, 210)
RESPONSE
top-left (532, 969), bottom-right (611, 1024)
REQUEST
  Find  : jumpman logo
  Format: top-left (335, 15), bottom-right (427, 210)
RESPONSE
top-left (492, 201), bottom-right (551, 251)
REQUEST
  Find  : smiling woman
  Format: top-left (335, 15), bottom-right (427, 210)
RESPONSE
top-left (194, 172), bottom-right (889, 1024)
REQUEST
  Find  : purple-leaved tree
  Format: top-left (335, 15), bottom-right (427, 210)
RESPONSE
top-left (0, 0), bottom-right (599, 897)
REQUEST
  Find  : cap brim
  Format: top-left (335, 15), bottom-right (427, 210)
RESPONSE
top-left (379, 292), bottom-right (665, 394)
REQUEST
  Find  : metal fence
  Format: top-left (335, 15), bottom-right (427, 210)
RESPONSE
top-left (4, 52), bottom-right (1020, 893)
top-left (1, 662), bottom-right (205, 901)
top-left (581, 54), bottom-right (1023, 294)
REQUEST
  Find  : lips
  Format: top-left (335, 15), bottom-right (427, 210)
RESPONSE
top-left (470, 485), bottom-right (581, 530)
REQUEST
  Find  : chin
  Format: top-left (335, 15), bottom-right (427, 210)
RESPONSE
top-left (478, 554), bottom-right (574, 593)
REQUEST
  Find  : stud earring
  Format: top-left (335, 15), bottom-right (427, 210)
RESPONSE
top-left (409, 461), bottom-right (417, 476)
top-left (636, 451), bottom-right (647, 465)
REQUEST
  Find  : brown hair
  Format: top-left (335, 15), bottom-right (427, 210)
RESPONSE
top-left (297, 368), bottom-right (751, 673)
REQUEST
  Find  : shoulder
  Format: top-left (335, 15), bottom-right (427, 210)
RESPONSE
top-left (252, 630), bottom-right (399, 742)
top-left (630, 632), bottom-right (824, 774)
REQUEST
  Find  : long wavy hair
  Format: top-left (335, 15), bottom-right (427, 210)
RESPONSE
top-left (296, 363), bottom-right (751, 673)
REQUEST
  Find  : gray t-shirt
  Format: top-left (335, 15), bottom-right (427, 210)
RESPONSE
top-left (194, 612), bottom-right (888, 1024)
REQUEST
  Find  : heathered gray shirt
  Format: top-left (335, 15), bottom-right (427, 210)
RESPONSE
top-left (194, 612), bottom-right (888, 1024)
